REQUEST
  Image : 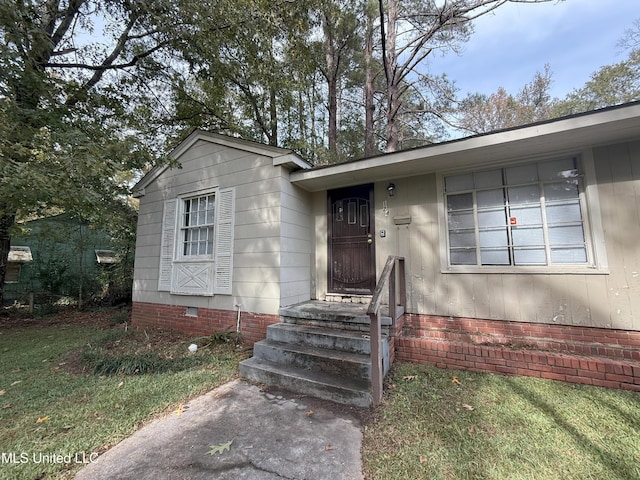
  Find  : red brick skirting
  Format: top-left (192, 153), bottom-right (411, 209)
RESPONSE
top-left (396, 313), bottom-right (640, 392)
top-left (131, 302), bottom-right (279, 344)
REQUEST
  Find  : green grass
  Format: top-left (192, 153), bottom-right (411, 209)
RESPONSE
top-left (0, 311), bottom-right (243, 480)
top-left (363, 363), bottom-right (640, 480)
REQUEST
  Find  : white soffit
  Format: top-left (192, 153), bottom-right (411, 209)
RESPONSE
top-left (291, 103), bottom-right (640, 192)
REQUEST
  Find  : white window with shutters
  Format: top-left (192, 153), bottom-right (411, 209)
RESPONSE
top-left (440, 155), bottom-right (607, 273)
top-left (158, 187), bottom-right (235, 295)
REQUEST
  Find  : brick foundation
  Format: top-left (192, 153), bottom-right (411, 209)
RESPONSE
top-left (397, 313), bottom-right (640, 391)
top-left (132, 301), bottom-right (640, 392)
top-left (131, 302), bottom-right (279, 344)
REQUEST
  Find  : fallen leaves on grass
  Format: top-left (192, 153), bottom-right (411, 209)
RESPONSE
top-left (403, 375), bottom-right (418, 381)
top-left (174, 404), bottom-right (187, 416)
top-left (206, 440), bottom-right (233, 456)
top-left (0, 390), bottom-right (5, 396)
top-left (462, 404), bottom-right (474, 411)
top-left (452, 376), bottom-right (461, 385)
top-left (36, 416), bottom-right (50, 424)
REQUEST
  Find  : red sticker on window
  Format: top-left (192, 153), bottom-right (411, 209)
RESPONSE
top-left (510, 217), bottom-right (517, 225)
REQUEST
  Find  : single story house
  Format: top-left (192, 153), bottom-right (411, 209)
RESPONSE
top-left (132, 102), bottom-right (640, 396)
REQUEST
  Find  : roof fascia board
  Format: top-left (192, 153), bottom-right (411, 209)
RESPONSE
top-left (291, 103), bottom-right (640, 191)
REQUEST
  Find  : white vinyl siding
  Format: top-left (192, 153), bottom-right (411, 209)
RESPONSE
top-left (158, 188), bottom-right (235, 295)
top-left (445, 157), bottom-right (591, 269)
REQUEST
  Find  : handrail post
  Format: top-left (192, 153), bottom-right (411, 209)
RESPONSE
top-left (398, 257), bottom-right (406, 312)
top-left (367, 255), bottom-right (406, 407)
top-left (389, 262), bottom-right (396, 319)
top-left (369, 310), bottom-right (383, 405)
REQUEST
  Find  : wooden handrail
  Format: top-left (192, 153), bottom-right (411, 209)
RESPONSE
top-left (367, 256), bottom-right (405, 406)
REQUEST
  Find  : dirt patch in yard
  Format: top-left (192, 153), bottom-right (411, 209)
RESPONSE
top-left (0, 305), bottom-right (126, 330)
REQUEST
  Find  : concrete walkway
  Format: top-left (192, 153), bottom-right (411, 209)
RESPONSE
top-left (74, 380), bottom-right (364, 480)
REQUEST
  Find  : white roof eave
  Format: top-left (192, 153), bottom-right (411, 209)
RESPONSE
top-left (291, 103), bottom-right (640, 192)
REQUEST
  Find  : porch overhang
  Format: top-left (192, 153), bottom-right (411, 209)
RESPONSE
top-left (290, 102), bottom-right (640, 192)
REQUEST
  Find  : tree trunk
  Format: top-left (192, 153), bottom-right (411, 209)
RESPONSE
top-left (269, 85), bottom-right (278, 147)
top-left (384, 0), bottom-right (401, 153)
top-left (364, 4), bottom-right (376, 158)
top-left (0, 210), bottom-right (16, 308)
top-left (323, 14), bottom-right (339, 157)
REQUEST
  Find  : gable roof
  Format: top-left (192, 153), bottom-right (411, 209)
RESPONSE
top-left (291, 101), bottom-right (640, 191)
top-left (133, 130), bottom-right (311, 196)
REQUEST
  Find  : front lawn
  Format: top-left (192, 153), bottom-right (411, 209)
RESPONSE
top-left (363, 363), bottom-right (640, 480)
top-left (0, 308), bottom-right (243, 480)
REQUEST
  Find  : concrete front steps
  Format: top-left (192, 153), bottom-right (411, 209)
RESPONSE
top-left (239, 302), bottom-right (392, 408)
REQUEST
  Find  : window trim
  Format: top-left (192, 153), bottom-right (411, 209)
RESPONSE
top-left (437, 151), bottom-right (609, 275)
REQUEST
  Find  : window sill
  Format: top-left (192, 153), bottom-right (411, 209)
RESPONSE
top-left (441, 265), bottom-right (609, 275)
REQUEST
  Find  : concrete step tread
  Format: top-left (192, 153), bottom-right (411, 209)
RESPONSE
top-left (255, 338), bottom-right (371, 365)
top-left (268, 322), bottom-right (380, 341)
top-left (239, 357), bottom-right (371, 394)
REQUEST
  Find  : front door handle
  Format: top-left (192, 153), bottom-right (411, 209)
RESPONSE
top-left (367, 233), bottom-right (373, 245)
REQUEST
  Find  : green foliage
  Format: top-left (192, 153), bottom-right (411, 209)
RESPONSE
top-left (81, 350), bottom-right (209, 376)
top-left (457, 65), bottom-right (555, 134)
top-left (554, 48), bottom-right (640, 117)
top-left (209, 330), bottom-right (241, 345)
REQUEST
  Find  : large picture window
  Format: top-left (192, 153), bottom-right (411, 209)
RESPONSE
top-left (445, 157), bottom-right (591, 268)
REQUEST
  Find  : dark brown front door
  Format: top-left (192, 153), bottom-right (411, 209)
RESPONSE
top-left (328, 184), bottom-right (375, 294)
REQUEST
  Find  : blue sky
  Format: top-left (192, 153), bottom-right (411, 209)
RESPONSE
top-left (427, 0), bottom-right (639, 100)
